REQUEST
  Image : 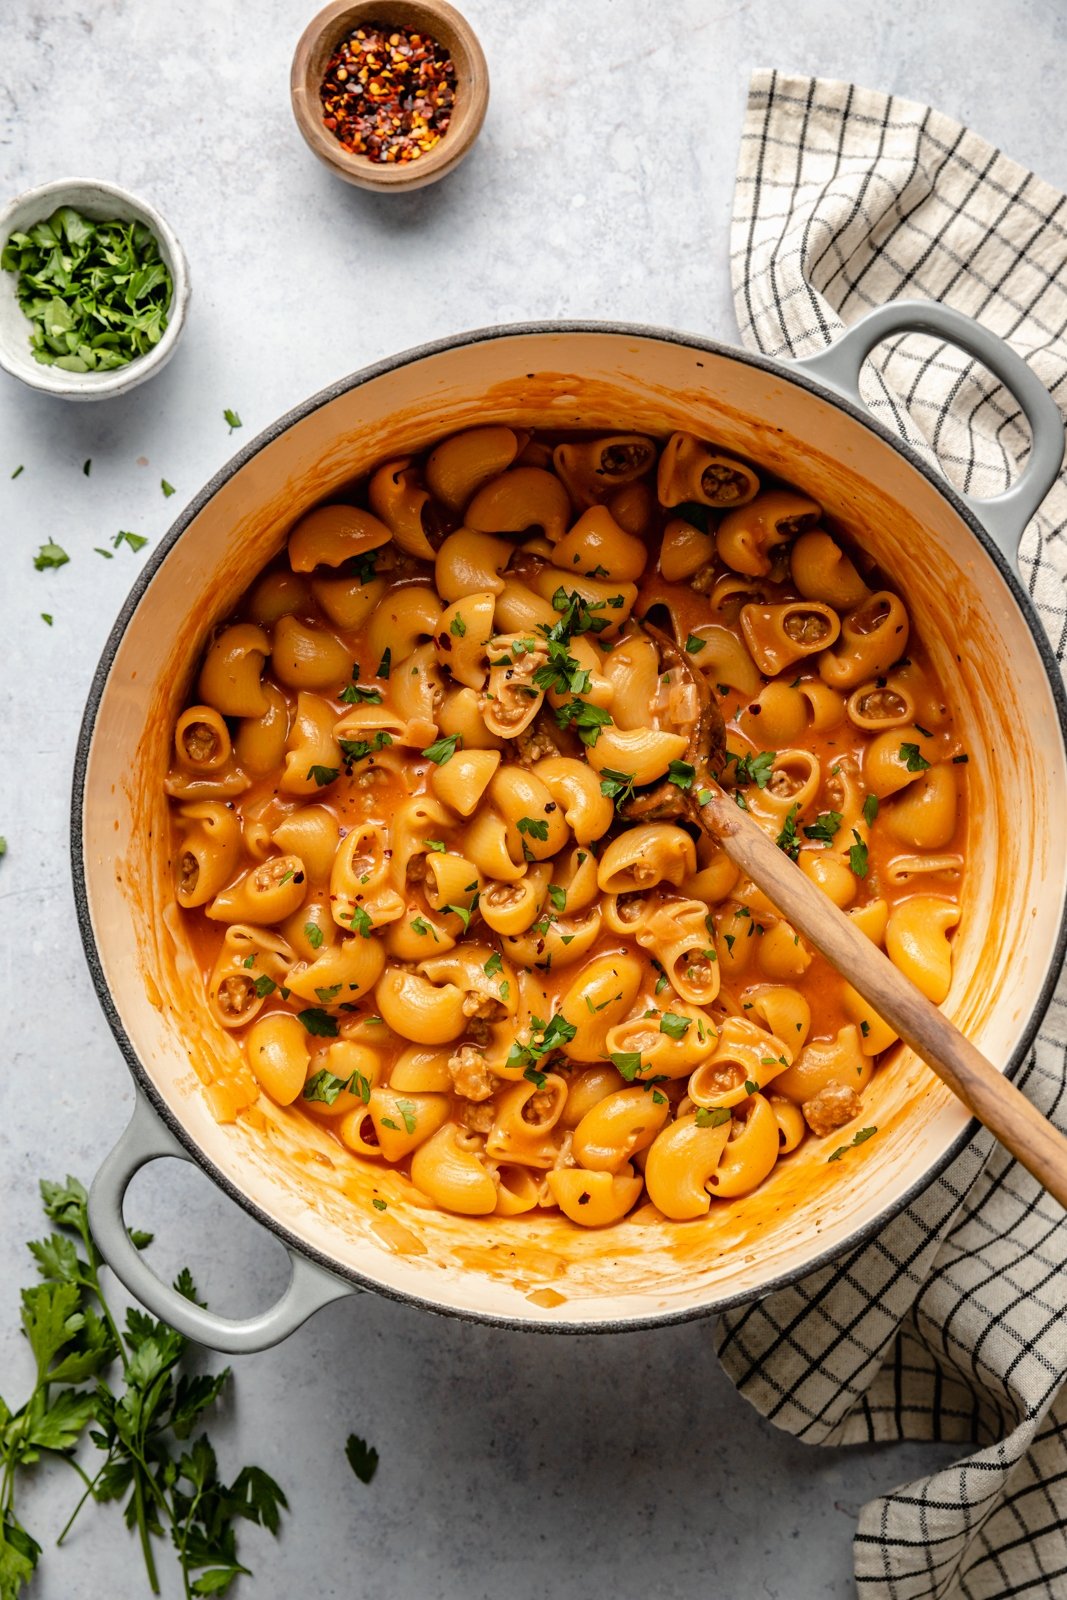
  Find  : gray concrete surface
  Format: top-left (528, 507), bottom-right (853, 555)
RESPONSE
top-left (3, 0), bottom-right (1065, 1594)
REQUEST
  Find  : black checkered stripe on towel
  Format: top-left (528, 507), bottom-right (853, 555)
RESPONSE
top-left (722, 70), bottom-right (1067, 1600)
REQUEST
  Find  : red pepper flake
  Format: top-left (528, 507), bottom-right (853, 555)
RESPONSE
top-left (319, 23), bottom-right (456, 164)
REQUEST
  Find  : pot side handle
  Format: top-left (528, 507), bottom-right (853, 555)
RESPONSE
top-left (89, 1092), bottom-right (356, 1354)
top-left (791, 299), bottom-right (1065, 570)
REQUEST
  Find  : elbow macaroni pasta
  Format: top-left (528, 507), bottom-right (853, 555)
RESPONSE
top-left (167, 424), bottom-right (967, 1229)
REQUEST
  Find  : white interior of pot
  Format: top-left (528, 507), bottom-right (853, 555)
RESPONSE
top-left (79, 330), bottom-right (1067, 1325)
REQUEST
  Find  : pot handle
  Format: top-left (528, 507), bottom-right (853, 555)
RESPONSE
top-left (791, 299), bottom-right (1065, 568)
top-left (89, 1092), bottom-right (356, 1354)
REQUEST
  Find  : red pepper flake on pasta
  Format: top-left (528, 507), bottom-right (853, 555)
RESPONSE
top-left (319, 22), bottom-right (457, 165)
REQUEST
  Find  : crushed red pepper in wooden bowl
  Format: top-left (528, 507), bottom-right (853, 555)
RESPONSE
top-left (319, 22), bottom-right (457, 164)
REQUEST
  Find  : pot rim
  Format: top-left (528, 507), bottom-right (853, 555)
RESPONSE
top-left (71, 318), bottom-right (1067, 1334)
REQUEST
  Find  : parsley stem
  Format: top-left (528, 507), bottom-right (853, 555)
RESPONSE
top-left (134, 1470), bottom-right (161, 1594)
top-left (56, 1456), bottom-right (108, 1546)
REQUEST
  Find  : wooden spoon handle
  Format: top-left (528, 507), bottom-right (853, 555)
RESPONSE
top-left (699, 788), bottom-right (1067, 1210)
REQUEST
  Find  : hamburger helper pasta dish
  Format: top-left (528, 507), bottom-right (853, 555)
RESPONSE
top-left (166, 426), bottom-right (967, 1228)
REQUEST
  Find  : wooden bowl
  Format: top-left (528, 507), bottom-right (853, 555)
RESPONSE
top-left (290, 0), bottom-right (489, 192)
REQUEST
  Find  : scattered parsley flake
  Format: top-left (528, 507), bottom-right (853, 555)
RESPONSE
top-left (695, 1106), bottom-right (731, 1128)
top-left (899, 742), bottom-right (930, 772)
top-left (33, 541), bottom-right (69, 571)
top-left (827, 1126), bottom-right (877, 1161)
top-left (803, 810), bottom-right (843, 845)
top-left (659, 1013), bottom-right (692, 1040)
top-left (113, 530), bottom-right (148, 553)
top-left (224, 408), bottom-right (242, 431)
top-left (422, 732), bottom-right (462, 765)
top-left (848, 829), bottom-right (869, 878)
top-left (345, 1434), bottom-right (379, 1484)
top-left (776, 803), bottom-right (801, 861)
top-left (307, 764), bottom-right (338, 787)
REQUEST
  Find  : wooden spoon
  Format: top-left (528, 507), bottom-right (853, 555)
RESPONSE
top-left (628, 624), bottom-right (1067, 1209)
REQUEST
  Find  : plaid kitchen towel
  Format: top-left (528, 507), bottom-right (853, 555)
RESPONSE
top-left (721, 73), bottom-right (1067, 1599)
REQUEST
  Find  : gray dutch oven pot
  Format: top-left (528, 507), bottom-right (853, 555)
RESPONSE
top-left (76, 301), bottom-right (1067, 1353)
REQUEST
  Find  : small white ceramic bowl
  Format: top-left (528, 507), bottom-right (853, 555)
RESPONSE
top-left (0, 177), bottom-right (190, 401)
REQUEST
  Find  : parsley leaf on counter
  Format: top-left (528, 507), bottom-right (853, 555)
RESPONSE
top-left (224, 408), bottom-right (242, 431)
top-left (113, 530), bottom-right (148, 553)
top-left (33, 542), bottom-right (69, 571)
top-left (345, 1434), bottom-right (379, 1485)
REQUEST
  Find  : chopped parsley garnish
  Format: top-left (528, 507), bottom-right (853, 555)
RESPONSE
top-left (298, 1008), bottom-right (339, 1038)
top-left (314, 984), bottom-right (342, 1004)
top-left (517, 816), bottom-right (549, 842)
top-left (339, 732), bottom-right (392, 769)
top-left (827, 1126), bottom-right (877, 1161)
top-left (899, 742), bottom-right (930, 772)
top-left (609, 1050), bottom-right (644, 1081)
top-left (449, 613), bottom-right (467, 637)
top-left (446, 901), bottom-right (476, 931)
top-left (33, 541), bottom-right (70, 571)
top-left (507, 1013), bottom-right (577, 1075)
top-left (545, 586), bottom-right (613, 639)
top-left (659, 1012), bottom-right (692, 1040)
top-left (862, 793), bottom-right (879, 827)
top-left (224, 408), bottom-right (242, 431)
top-left (695, 1106), bottom-right (731, 1128)
top-left (803, 810), bottom-right (842, 845)
top-left (307, 764), bottom-right (338, 787)
top-left (304, 922), bottom-right (324, 950)
top-left (775, 803), bottom-right (801, 861)
top-left (349, 906), bottom-right (374, 937)
top-left (523, 1065), bottom-right (547, 1090)
top-left (744, 1079), bottom-right (759, 1096)
top-left (113, 530), bottom-right (148, 553)
top-left (422, 732), bottom-right (462, 765)
top-left (684, 633), bottom-right (707, 654)
top-left (339, 681), bottom-right (383, 705)
top-left (11, 465), bottom-right (23, 478)
top-left (547, 884), bottom-right (567, 912)
top-left (395, 1100), bottom-right (417, 1135)
top-left (376, 647), bottom-right (392, 678)
top-left (667, 759), bottom-right (696, 790)
top-left (725, 749), bottom-right (777, 789)
top-left (40, 612), bottom-right (52, 625)
top-left (599, 768), bottom-right (637, 805)
top-left (532, 638), bottom-right (592, 696)
top-left (410, 916), bottom-right (438, 941)
top-left (371, 1197), bottom-right (387, 1212)
top-left (484, 952), bottom-right (503, 978)
top-left (161, 478), bottom-right (175, 497)
top-left (848, 830), bottom-right (869, 878)
top-left (94, 547), bottom-right (113, 558)
top-left (553, 698), bottom-right (613, 747)
top-left (303, 1067), bottom-right (371, 1106)
top-left (252, 975), bottom-right (276, 998)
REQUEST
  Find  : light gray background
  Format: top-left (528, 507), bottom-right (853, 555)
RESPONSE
top-left (2, 2), bottom-right (1064, 1596)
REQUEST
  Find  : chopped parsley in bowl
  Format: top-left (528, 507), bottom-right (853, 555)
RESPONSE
top-left (0, 177), bottom-right (189, 400)
top-left (2, 205), bottom-right (173, 372)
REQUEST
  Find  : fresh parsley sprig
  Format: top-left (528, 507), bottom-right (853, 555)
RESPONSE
top-left (0, 1176), bottom-right (287, 1600)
